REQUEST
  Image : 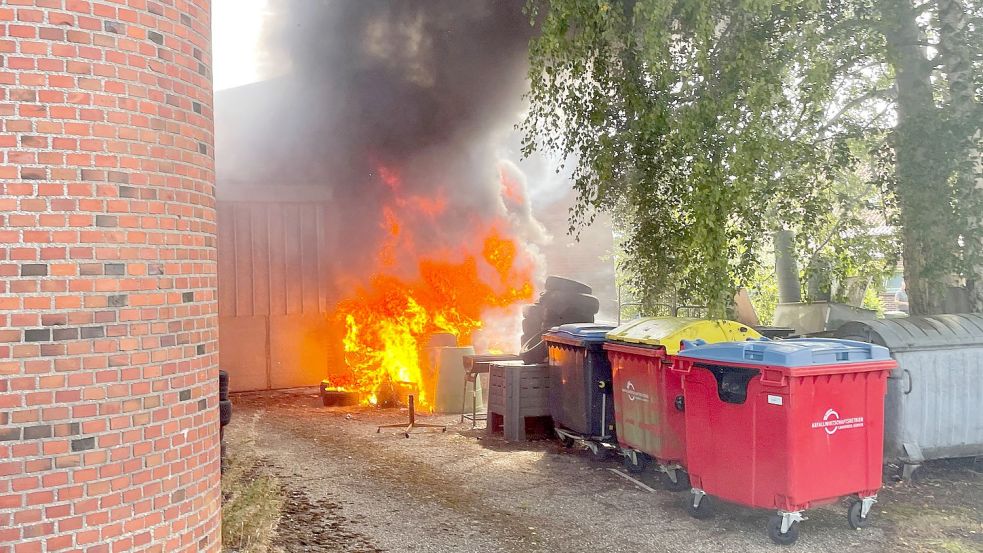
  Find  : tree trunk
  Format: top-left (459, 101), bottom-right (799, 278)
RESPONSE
top-left (773, 230), bottom-right (802, 304)
top-left (938, 0), bottom-right (983, 312)
top-left (880, 0), bottom-right (956, 315)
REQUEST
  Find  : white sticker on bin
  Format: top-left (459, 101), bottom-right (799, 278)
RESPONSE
top-left (767, 395), bottom-right (783, 406)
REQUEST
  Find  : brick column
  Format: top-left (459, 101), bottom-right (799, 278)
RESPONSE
top-left (0, 2), bottom-right (219, 552)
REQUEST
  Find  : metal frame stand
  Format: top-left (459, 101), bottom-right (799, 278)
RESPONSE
top-left (460, 371), bottom-right (487, 427)
top-left (377, 395), bottom-right (447, 438)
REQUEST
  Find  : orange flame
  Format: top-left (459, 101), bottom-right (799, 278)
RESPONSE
top-left (332, 168), bottom-right (533, 408)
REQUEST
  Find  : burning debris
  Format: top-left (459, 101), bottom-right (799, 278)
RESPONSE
top-left (243, 0), bottom-right (543, 406)
top-left (329, 167), bottom-right (535, 408)
top-left (215, 1), bottom-right (598, 401)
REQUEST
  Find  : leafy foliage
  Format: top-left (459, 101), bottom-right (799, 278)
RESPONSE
top-left (523, 0), bottom-right (982, 316)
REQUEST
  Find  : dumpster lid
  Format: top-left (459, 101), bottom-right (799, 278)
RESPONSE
top-left (545, 323), bottom-right (616, 344)
top-left (836, 314), bottom-right (983, 352)
top-left (605, 317), bottom-right (760, 355)
top-left (677, 338), bottom-right (892, 367)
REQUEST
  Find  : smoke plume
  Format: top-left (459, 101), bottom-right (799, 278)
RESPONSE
top-left (216, 1), bottom-right (544, 282)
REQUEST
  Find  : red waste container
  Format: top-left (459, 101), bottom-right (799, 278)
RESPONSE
top-left (674, 338), bottom-right (896, 545)
top-left (604, 318), bottom-right (759, 490)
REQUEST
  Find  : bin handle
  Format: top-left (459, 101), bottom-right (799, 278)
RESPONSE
top-left (744, 350), bottom-right (764, 361)
top-left (903, 369), bottom-right (912, 395)
top-left (760, 370), bottom-right (785, 387)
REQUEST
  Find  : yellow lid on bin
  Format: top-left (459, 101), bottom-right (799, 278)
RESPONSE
top-left (605, 317), bottom-right (761, 355)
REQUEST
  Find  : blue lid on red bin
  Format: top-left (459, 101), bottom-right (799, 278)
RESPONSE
top-left (676, 338), bottom-right (891, 367)
top-left (545, 323), bottom-right (616, 343)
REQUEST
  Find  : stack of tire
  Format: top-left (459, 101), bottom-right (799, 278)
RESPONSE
top-left (219, 370), bottom-right (232, 470)
top-left (520, 276), bottom-right (600, 364)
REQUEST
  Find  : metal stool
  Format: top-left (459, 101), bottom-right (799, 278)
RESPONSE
top-left (460, 354), bottom-right (520, 427)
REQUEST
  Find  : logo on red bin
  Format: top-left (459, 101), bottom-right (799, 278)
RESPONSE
top-left (622, 381), bottom-right (650, 402)
top-left (812, 408), bottom-right (865, 435)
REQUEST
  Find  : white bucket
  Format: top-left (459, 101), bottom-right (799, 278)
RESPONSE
top-left (433, 346), bottom-right (475, 414)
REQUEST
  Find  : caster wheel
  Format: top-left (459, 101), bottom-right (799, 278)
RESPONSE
top-left (561, 436), bottom-right (575, 448)
top-left (767, 515), bottom-right (800, 545)
top-left (687, 494), bottom-right (714, 519)
top-left (661, 469), bottom-right (691, 492)
top-left (588, 446), bottom-right (610, 462)
top-left (623, 451), bottom-right (649, 474)
top-left (848, 499), bottom-right (870, 529)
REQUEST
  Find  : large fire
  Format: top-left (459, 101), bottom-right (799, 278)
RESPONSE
top-left (330, 167), bottom-right (534, 408)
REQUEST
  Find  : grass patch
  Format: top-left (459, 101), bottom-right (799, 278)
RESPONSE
top-left (939, 541), bottom-right (977, 553)
top-left (222, 414), bottom-right (285, 553)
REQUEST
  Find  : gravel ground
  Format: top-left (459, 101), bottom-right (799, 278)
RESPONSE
top-left (226, 389), bottom-right (983, 553)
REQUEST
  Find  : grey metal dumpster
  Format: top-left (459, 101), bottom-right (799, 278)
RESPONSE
top-left (837, 314), bottom-right (983, 477)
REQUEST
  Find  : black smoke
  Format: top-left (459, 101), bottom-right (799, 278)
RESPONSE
top-left (215, 0), bottom-right (538, 279)
top-left (264, 0), bottom-right (532, 168)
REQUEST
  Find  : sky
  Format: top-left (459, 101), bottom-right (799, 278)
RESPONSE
top-left (212, 0), bottom-right (269, 91)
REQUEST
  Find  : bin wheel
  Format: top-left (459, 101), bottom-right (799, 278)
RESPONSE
top-left (687, 494), bottom-right (713, 520)
top-left (588, 446), bottom-right (610, 462)
top-left (623, 451), bottom-right (648, 474)
top-left (847, 499), bottom-right (870, 530)
top-left (560, 436), bottom-right (575, 448)
top-left (661, 469), bottom-right (691, 493)
top-left (767, 515), bottom-right (800, 545)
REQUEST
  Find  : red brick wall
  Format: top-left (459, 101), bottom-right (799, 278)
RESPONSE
top-left (0, 2), bottom-right (220, 552)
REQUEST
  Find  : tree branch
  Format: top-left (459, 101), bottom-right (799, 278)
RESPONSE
top-left (818, 88), bottom-right (897, 135)
top-left (912, 1), bottom-right (934, 15)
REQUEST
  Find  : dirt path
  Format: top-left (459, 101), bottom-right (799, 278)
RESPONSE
top-left (225, 390), bottom-right (983, 553)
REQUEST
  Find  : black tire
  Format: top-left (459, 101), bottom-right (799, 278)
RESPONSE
top-left (767, 515), bottom-right (800, 545)
top-left (542, 290), bottom-right (601, 317)
top-left (541, 313), bottom-right (576, 331)
top-left (848, 499), bottom-right (870, 530)
top-left (687, 494), bottom-right (714, 519)
top-left (544, 309), bottom-right (596, 327)
top-left (661, 469), bottom-right (691, 492)
top-left (623, 450), bottom-right (649, 474)
top-left (321, 390), bottom-right (360, 407)
top-left (522, 315), bottom-right (543, 336)
top-left (218, 370), bottom-right (229, 400)
top-left (520, 331), bottom-right (537, 347)
top-left (544, 276), bottom-right (592, 295)
top-left (541, 307), bottom-right (595, 326)
top-left (219, 399), bottom-right (232, 426)
top-left (520, 336), bottom-right (548, 364)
